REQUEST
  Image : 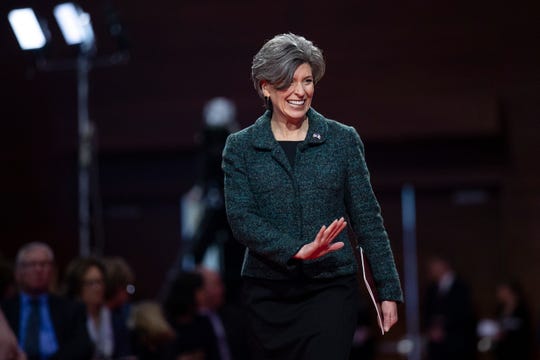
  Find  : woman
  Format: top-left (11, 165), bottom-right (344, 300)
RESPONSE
top-left (222, 33), bottom-right (403, 359)
top-left (102, 256), bottom-right (135, 357)
top-left (129, 301), bottom-right (175, 360)
top-left (64, 257), bottom-right (118, 359)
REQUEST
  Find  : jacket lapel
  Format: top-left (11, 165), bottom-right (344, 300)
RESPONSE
top-left (250, 108), bottom-right (329, 170)
top-left (300, 108), bottom-right (328, 151)
top-left (251, 111), bottom-right (292, 172)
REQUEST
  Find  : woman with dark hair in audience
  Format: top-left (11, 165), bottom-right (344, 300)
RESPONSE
top-left (64, 257), bottom-right (131, 359)
top-left (163, 271), bottom-right (219, 360)
top-left (102, 256), bottom-right (135, 357)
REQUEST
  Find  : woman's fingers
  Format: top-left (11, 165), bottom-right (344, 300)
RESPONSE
top-left (316, 225), bottom-right (326, 241)
top-left (327, 241), bottom-right (344, 252)
top-left (324, 217), bottom-right (343, 240)
top-left (297, 218), bottom-right (347, 260)
top-left (314, 225), bottom-right (327, 248)
top-left (323, 219), bottom-right (339, 239)
top-left (325, 218), bottom-right (346, 242)
top-left (381, 301), bottom-right (398, 332)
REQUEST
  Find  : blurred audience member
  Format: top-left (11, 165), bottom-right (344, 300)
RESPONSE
top-left (0, 308), bottom-right (26, 360)
top-left (349, 297), bottom-right (376, 360)
top-left (64, 257), bottom-right (132, 359)
top-left (196, 266), bottom-right (251, 360)
top-left (491, 280), bottom-right (533, 360)
top-left (164, 271), bottom-right (219, 360)
top-left (129, 301), bottom-right (175, 360)
top-left (422, 255), bottom-right (476, 360)
top-left (102, 256), bottom-right (135, 357)
top-left (181, 97), bottom-right (244, 305)
top-left (0, 242), bottom-right (93, 360)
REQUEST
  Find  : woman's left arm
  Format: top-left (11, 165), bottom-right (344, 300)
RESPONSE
top-left (343, 126), bottom-right (403, 303)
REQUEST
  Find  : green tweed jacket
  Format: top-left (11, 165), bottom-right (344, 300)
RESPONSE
top-left (222, 108), bottom-right (403, 302)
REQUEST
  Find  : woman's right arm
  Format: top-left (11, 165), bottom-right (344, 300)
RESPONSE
top-left (223, 134), bottom-right (305, 270)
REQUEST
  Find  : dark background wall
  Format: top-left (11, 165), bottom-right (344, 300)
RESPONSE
top-left (1, 0), bottom-right (539, 354)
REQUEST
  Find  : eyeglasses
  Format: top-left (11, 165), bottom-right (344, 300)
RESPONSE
top-left (19, 260), bottom-right (53, 269)
top-left (82, 278), bottom-right (105, 287)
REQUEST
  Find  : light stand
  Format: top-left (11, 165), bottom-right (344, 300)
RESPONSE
top-left (77, 35), bottom-right (94, 257)
top-left (8, 2), bottom-right (128, 256)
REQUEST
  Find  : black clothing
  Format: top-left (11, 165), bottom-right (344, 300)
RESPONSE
top-left (243, 275), bottom-right (359, 360)
top-left (493, 303), bottom-right (533, 360)
top-left (278, 140), bottom-right (302, 167)
top-left (423, 277), bottom-right (476, 360)
top-left (172, 315), bottom-right (220, 360)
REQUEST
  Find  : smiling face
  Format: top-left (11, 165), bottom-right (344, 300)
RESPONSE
top-left (262, 62), bottom-right (314, 124)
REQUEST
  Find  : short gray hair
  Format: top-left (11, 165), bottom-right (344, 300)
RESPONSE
top-left (16, 242), bottom-right (54, 267)
top-left (251, 33), bottom-right (325, 100)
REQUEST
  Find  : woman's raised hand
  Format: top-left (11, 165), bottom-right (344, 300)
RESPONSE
top-left (293, 217), bottom-right (347, 260)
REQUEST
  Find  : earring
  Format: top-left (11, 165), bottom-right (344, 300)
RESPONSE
top-left (264, 96), bottom-right (271, 108)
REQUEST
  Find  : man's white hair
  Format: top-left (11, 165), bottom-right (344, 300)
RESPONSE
top-left (16, 242), bottom-right (54, 266)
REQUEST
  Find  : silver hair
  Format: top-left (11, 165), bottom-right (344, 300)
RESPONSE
top-left (16, 242), bottom-right (54, 266)
top-left (251, 33), bottom-right (325, 102)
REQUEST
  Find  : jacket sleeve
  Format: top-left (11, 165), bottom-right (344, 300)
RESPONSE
top-left (343, 127), bottom-right (403, 302)
top-left (222, 133), bottom-right (300, 271)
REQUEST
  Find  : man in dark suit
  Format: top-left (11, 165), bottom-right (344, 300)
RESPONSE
top-left (423, 256), bottom-right (477, 360)
top-left (1, 242), bottom-right (93, 360)
top-left (196, 267), bottom-right (252, 360)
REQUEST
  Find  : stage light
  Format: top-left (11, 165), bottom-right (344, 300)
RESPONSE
top-left (8, 8), bottom-right (48, 50)
top-left (53, 3), bottom-right (94, 46)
